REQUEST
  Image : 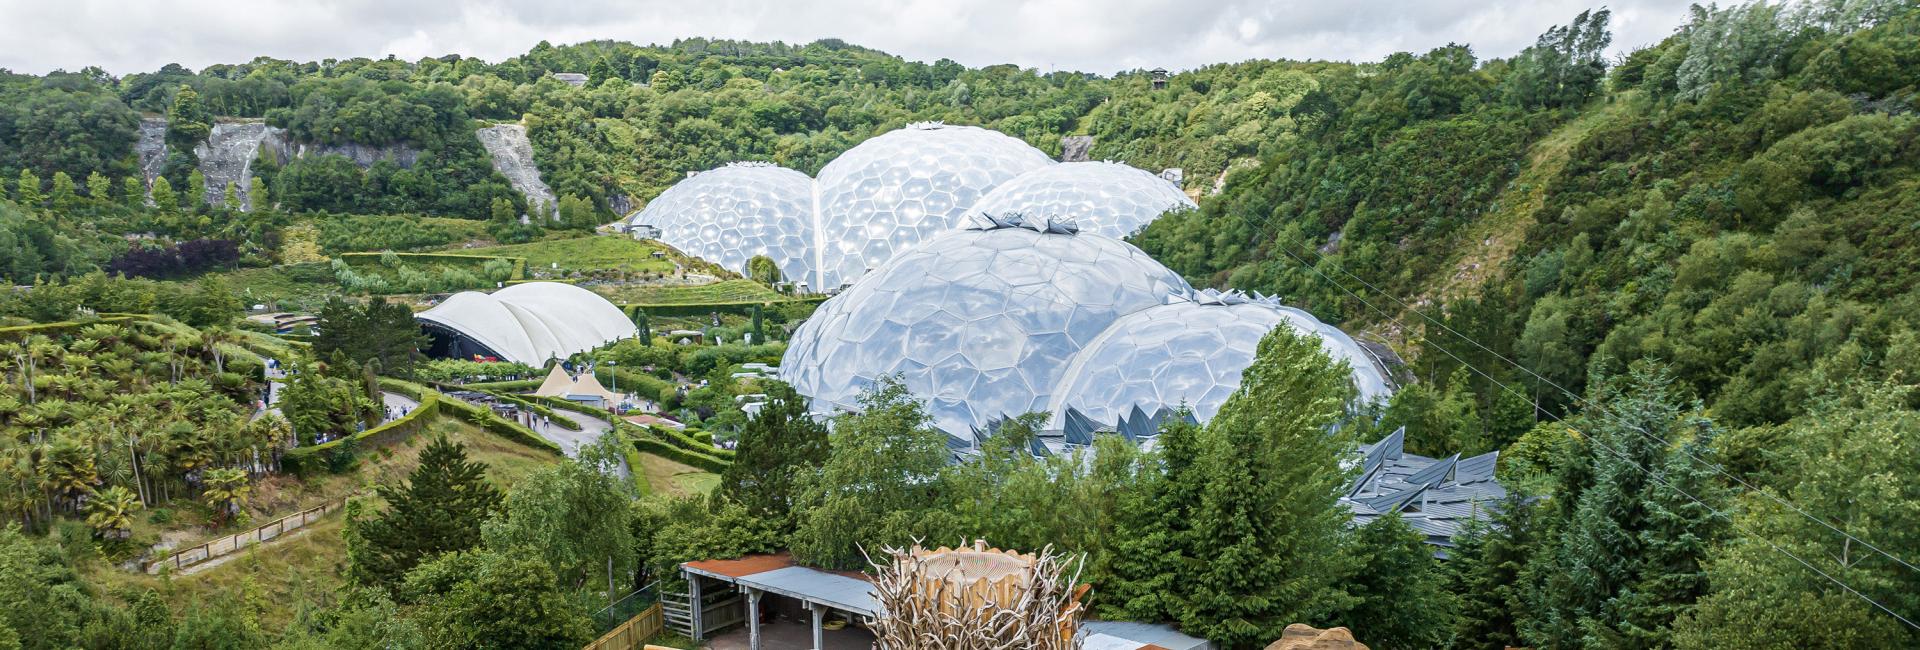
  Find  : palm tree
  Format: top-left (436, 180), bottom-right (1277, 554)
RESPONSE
top-left (85, 485), bottom-right (140, 539)
top-left (44, 436), bottom-right (99, 512)
top-left (202, 467), bottom-right (250, 527)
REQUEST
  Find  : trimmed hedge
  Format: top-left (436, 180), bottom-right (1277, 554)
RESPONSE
top-left (591, 368), bottom-right (673, 406)
top-left (646, 424), bottom-right (735, 461)
top-left (338, 251), bottom-right (528, 279)
top-left (283, 394), bottom-right (441, 474)
top-left (621, 442), bottom-right (651, 496)
top-left (453, 378), bottom-right (543, 392)
top-left (630, 436), bottom-right (730, 473)
top-left (436, 397), bottom-right (566, 456)
top-left (618, 296), bottom-right (826, 319)
top-left (475, 390), bottom-right (583, 431)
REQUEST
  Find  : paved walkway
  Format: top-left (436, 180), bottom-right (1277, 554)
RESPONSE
top-left (540, 406), bottom-right (632, 480)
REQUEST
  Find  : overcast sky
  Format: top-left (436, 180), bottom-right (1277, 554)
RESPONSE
top-left (0, 0), bottom-right (1696, 77)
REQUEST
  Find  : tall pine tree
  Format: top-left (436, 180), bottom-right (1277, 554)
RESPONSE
top-left (1449, 492), bottom-right (1537, 649)
top-left (1179, 326), bottom-right (1359, 649)
top-left (1099, 412), bottom-right (1202, 622)
top-left (1523, 363), bottom-right (1692, 648)
top-left (348, 435), bottom-right (503, 588)
top-left (720, 381), bottom-right (829, 527)
top-left (1340, 516), bottom-right (1454, 649)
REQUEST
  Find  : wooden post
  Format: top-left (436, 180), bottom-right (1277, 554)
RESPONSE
top-left (689, 574), bottom-right (705, 640)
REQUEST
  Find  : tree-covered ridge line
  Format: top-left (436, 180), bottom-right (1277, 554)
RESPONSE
top-left (1134, 1), bottom-right (1920, 451)
top-left (3, 27), bottom-right (1389, 224)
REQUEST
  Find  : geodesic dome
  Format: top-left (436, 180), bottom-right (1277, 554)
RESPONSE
top-left (812, 122), bottom-right (1053, 290)
top-left (1046, 290), bottom-right (1393, 428)
top-left (781, 217), bottom-right (1193, 436)
top-left (964, 161), bottom-right (1196, 240)
top-left (628, 162), bottom-right (817, 286)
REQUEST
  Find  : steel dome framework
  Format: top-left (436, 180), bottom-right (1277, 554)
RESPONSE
top-left (963, 161), bottom-right (1195, 240)
top-left (1045, 290), bottom-right (1392, 430)
top-left (630, 162), bottom-right (818, 287)
top-left (781, 216), bottom-right (1193, 436)
top-left (811, 123), bottom-right (1055, 290)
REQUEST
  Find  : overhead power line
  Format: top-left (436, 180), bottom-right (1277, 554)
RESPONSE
top-left (1278, 239), bottom-right (1920, 577)
top-left (1270, 244), bottom-right (1920, 632)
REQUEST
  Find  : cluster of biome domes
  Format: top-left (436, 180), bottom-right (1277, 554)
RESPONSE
top-left (781, 213), bottom-right (1393, 440)
top-left (626, 122), bottom-right (1196, 292)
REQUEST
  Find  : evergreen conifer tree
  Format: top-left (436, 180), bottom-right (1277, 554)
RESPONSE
top-left (1450, 493), bottom-right (1537, 649)
top-left (1524, 363), bottom-right (1686, 648)
top-left (1341, 516), bottom-right (1454, 649)
top-left (1179, 326), bottom-right (1359, 648)
top-left (121, 176), bottom-right (144, 209)
top-left (720, 382), bottom-right (829, 526)
top-left (1099, 412), bottom-right (1202, 622)
top-left (1598, 421), bottom-right (1727, 647)
top-left (14, 169), bottom-right (41, 207)
top-left (349, 435), bottom-right (502, 588)
top-left (48, 172), bottom-right (77, 213)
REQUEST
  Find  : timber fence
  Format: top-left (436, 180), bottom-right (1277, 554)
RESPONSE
top-left (583, 602), bottom-right (665, 650)
top-left (147, 497), bottom-right (349, 574)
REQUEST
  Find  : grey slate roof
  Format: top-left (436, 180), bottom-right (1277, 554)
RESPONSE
top-left (1345, 427), bottom-right (1505, 555)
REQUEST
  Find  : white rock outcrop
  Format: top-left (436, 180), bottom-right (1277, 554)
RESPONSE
top-left (475, 123), bottom-right (557, 217)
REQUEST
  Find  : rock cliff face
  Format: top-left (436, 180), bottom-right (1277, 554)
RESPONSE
top-left (607, 192), bottom-right (638, 219)
top-left (1060, 135), bottom-right (1094, 162)
top-left (258, 131), bottom-right (421, 169)
top-left (194, 121), bottom-right (276, 210)
top-left (475, 123), bottom-right (557, 217)
top-left (134, 117), bottom-right (555, 214)
top-left (135, 117), bottom-right (169, 188)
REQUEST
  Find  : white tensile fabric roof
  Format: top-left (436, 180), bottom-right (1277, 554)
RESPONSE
top-left (416, 282), bottom-right (636, 365)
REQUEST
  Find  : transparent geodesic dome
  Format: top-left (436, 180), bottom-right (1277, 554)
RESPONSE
top-left (628, 162), bottom-right (817, 286)
top-left (1046, 291), bottom-right (1393, 428)
top-left (812, 122), bottom-right (1054, 290)
top-left (963, 161), bottom-right (1196, 240)
top-left (781, 218), bottom-right (1193, 437)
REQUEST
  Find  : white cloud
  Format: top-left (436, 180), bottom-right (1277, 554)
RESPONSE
top-left (0, 0), bottom-right (1695, 77)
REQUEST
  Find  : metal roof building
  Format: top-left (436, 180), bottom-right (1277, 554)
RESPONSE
top-left (1345, 428), bottom-right (1505, 555)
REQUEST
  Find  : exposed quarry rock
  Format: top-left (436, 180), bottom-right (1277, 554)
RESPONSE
top-left (607, 192), bottom-right (638, 219)
top-left (194, 121), bottom-right (277, 211)
top-left (475, 123), bottom-right (557, 217)
top-left (135, 117), bottom-right (169, 188)
top-left (1060, 135), bottom-right (1094, 162)
top-left (258, 131), bottom-right (421, 170)
top-left (1265, 624), bottom-right (1369, 650)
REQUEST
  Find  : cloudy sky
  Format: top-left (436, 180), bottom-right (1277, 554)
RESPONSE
top-left (0, 0), bottom-right (1696, 77)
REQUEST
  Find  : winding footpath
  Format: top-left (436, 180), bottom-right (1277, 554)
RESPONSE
top-left (537, 405), bottom-right (632, 480)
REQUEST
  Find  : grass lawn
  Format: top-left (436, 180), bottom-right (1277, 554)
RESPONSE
top-left (88, 413), bottom-right (564, 637)
top-left (594, 278), bottom-right (788, 304)
top-left (213, 263), bottom-right (339, 311)
top-left (637, 452), bottom-right (721, 498)
top-left (456, 235), bottom-right (679, 275)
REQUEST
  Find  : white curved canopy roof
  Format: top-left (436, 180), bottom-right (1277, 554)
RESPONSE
top-left (416, 282), bottom-right (636, 365)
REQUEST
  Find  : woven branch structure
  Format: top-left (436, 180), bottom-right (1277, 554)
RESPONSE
top-left (868, 540), bottom-right (1089, 650)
